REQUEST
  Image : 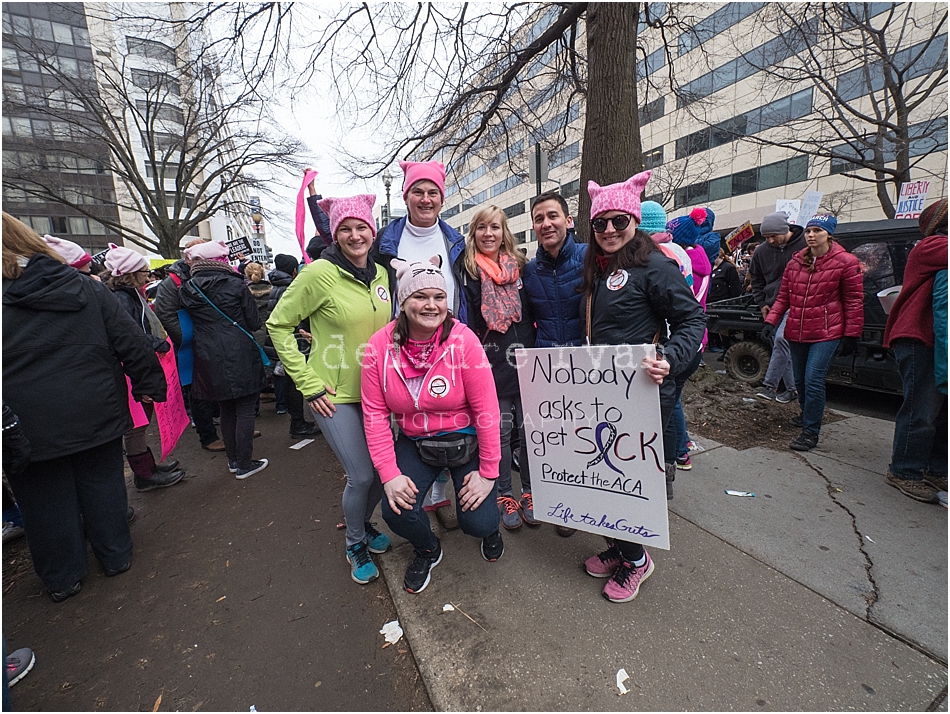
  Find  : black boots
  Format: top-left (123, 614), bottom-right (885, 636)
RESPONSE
top-left (127, 448), bottom-right (185, 492)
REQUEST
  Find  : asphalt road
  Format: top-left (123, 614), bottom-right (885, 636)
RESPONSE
top-left (2, 404), bottom-right (432, 712)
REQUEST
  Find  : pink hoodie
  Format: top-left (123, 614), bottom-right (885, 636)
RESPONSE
top-left (361, 320), bottom-right (501, 483)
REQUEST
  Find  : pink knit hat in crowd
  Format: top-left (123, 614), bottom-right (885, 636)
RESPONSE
top-left (588, 170), bottom-right (653, 223)
top-left (399, 160), bottom-right (446, 200)
top-left (43, 234), bottom-right (92, 268)
top-left (185, 240), bottom-right (230, 263)
top-left (104, 243), bottom-right (148, 276)
top-left (391, 256), bottom-right (446, 306)
top-left (317, 194), bottom-right (377, 240)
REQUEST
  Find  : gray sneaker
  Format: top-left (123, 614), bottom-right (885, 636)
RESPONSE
top-left (775, 389), bottom-right (797, 404)
top-left (756, 386), bottom-right (777, 400)
top-left (498, 495), bottom-right (523, 529)
top-left (520, 493), bottom-right (540, 526)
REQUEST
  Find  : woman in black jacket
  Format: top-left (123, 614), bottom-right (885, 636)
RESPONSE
top-left (180, 241), bottom-right (268, 479)
top-left (456, 205), bottom-right (537, 529)
top-left (105, 244), bottom-right (186, 491)
top-left (579, 172), bottom-right (705, 604)
top-left (2, 213), bottom-right (166, 602)
top-left (708, 247), bottom-right (742, 304)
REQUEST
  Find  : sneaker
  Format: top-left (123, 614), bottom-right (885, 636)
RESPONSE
top-left (276, 408), bottom-right (289, 415)
top-left (404, 542), bottom-right (443, 593)
top-left (520, 492), bottom-right (539, 526)
top-left (213, 416), bottom-right (221, 425)
top-left (676, 453), bottom-right (692, 470)
top-left (434, 503), bottom-right (459, 530)
top-left (498, 495), bottom-right (523, 530)
top-left (104, 561), bottom-right (130, 577)
top-left (345, 542), bottom-right (379, 584)
top-left (789, 432), bottom-right (819, 451)
top-left (584, 541), bottom-right (622, 578)
top-left (127, 506), bottom-right (135, 523)
top-left (364, 521), bottom-right (392, 554)
top-left (775, 389), bottom-right (798, 404)
top-left (756, 386), bottom-right (777, 401)
top-left (134, 470), bottom-right (184, 492)
top-left (253, 430), bottom-right (262, 438)
top-left (603, 552), bottom-right (655, 603)
top-left (50, 580), bottom-right (82, 603)
top-left (290, 421), bottom-right (321, 437)
top-left (554, 525), bottom-right (576, 537)
top-left (480, 530), bottom-right (505, 562)
top-left (789, 413), bottom-right (804, 428)
top-left (938, 491), bottom-right (948, 508)
top-left (5, 647), bottom-right (35, 687)
top-left (422, 498), bottom-right (451, 513)
top-left (228, 461), bottom-right (238, 474)
top-left (235, 459), bottom-right (268, 480)
top-left (923, 473), bottom-right (949, 492)
top-left (202, 439), bottom-right (226, 452)
top-left (2, 522), bottom-right (25, 543)
top-left (686, 440), bottom-right (704, 453)
top-left (886, 470), bottom-right (939, 504)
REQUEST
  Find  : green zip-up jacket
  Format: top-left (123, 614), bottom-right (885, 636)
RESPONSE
top-left (266, 258), bottom-right (392, 403)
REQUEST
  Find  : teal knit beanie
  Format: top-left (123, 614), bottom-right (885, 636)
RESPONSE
top-left (639, 201), bottom-right (668, 235)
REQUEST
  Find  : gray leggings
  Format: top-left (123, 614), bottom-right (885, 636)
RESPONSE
top-left (312, 402), bottom-right (384, 548)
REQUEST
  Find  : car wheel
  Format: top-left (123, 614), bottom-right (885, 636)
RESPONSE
top-left (724, 340), bottom-right (771, 386)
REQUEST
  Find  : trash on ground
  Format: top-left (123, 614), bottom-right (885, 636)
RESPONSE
top-left (335, 522), bottom-right (346, 530)
top-left (865, 535), bottom-right (875, 543)
top-left (445, 602), bottom-right (489, 632)
top-left (380, 620), bottom-right (404, 645)
top-left (290, 439), bottom-right (314, 450)
top-left (152, 693), bottom-right (162, 712)
top-left (616, 668), bottom-right (630, 695)
top-left (725, 490), bottom-right (755, 497)
top-left (249, 707), bottom-right (257, 712)
top-left (742, 397), bottom-right (755, 402)
top-left (715, 370), bottom-right (727, 374)
top-left (215, 596), bottom-right (226, 603)
top-left (443, 603), bottom-right (455, 611)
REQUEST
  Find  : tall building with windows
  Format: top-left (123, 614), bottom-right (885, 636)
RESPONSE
top-left (423, 3), bottom-right (947, 254)
top-left (2, 2), bottom-right (259, 258)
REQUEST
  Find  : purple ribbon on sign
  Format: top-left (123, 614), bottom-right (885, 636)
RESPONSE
top-left (586, 422), bottom-right (624, 476)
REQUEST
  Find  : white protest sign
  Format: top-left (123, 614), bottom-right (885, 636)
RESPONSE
top-left (515, 345), bottom-right (670, 550)
top-left (894, 180), bottom-right (931, 219)
top-left (797, 191), bottom-right (823, 226)
top-left (776, 199), bottom-right (802, 224)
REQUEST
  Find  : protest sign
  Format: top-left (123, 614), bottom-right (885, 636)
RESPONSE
top-left (125, 340), bottom-right (190, 461)
top-left (724, 221), bottom-right (754, 252)
top-left (776, 199), bottom-right (801, 224)
top-left (797, 191), bottom-right (823, 227)
top-left (515, 345), bottom-right (671, 549)
top-left (894, 181), bottom-right (931, 219)
top-left (226, 235), bottom-right (253, 259)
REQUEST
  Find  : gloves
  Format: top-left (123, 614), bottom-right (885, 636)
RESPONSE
top-left (760, 322), bottom-right (776, 345)
top-left (2, 403), bottom-right (32, 476)
top-left (838, 336), bottom-right (859, 357)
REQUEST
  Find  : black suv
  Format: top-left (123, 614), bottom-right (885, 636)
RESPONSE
top-left (705, 219), bottom-right (920, 394)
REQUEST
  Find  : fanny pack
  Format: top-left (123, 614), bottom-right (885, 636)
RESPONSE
top-left (415, 433), bottom-right (478, 468)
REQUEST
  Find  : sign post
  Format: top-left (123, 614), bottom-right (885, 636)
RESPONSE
top-left (894, 181), bottom-right (931, 219)
top-left (515, 345), bottom-right (671, 549)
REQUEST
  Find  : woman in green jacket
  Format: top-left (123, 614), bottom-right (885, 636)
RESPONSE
top-left (267, 194), bottom-right (393, 585)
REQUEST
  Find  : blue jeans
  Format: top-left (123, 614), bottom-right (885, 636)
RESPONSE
top-left (383, 433), bottom-right (500, 553)
top-left (764, 313), bottom-right (796, 392)
top-left (890, 339), bottom-right (949, 481)
top-left (788, 340), bottom-right (840, 437)
top-left (667, 351), bottom-right (703, 457)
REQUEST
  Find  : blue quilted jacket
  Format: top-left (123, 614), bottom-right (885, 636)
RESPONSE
top-left (523, 231), bottom-right (588, 347)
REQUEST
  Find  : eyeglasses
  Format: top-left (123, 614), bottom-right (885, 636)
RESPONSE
top-left (590, 214), bottom-right (633, 233)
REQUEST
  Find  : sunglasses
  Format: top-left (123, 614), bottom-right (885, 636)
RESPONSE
top-left (590, 214), bottom-right (633, 233)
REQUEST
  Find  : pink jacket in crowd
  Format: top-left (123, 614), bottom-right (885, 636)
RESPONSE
top-left (360, 320), bottom-right (502, 483)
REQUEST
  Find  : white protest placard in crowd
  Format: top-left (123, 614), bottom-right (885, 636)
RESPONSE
top-left (894, 180), bottom-right (931, 219)
top-left (515, 345), bottom-right (670, 550)
top-left (797, 191), bottom-right (824, 226)
top-left (776, 199), bottom-right (802, 224)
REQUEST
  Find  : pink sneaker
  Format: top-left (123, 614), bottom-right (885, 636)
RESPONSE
top-left (584, 541), bottom-right (622, 578)
top-left (602, 552), bottom-right (655, 602)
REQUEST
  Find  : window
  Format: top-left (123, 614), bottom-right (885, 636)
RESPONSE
top-left (708, 176), bottom-right (731, 201)
top-left (461, 189), bottom-right (488, 211)
top-left (731, 168), bottom-right (757, 197)
top-left (491, 174), bottom-right (524, 198)
top-left (561, 178), bottom-right (580, 198)
top-left (131, 69), bottom-right (181, 96)
top-left (488, 139), bottom-right (524, 170)
top-left (677, 3), bottom-right (764, 56)
top-left (643, 147), bottom-right (664, 170)
top-left (143, 131), bottom-right (182, 151)
top-left (639, 97), bottom-right (665, 127)
top-left (836, 35), bottom-right (948, 103)
top-left (459, 164), bottom-right (486, 188)
top-left (72, 27), bottom-right (90, 47)
top-left (514, 231), bottom-right (527, 244)
top-left (442, 204), bottom-right (461, 218)
top-left (145, 162), bottom-right (181, 179)
top-left (676, 129), bottom-right (709, 160)
top-left (127, 36), bottom-right (177, 65)
top-left (135, 100), bottom-right (184, 124)
top-left (503, 201), bottom-right (526, 219)
top-left (673, 156), bottom-right (809, 209)
top-left (550, 141), bottom-right (579, 169)
top-left (51, 21), bottom-right (73, 44)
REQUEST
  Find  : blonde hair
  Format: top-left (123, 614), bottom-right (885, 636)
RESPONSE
top-left (2, 212), bottom-right (65, 279)
top-left (244, 262), bottom-right (265, 283)
top-left (463, 205), bottom-right (526, 278)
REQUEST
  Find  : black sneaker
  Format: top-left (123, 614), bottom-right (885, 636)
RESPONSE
top-left (50, 581), bottom-right (82, 603)
top-left (290, 421), bottom-right (321, 437)
top-left (235, 459), bottom-right (268, 480)
top-left (775, 389), bottom-right (797, 404)
top-left (104, 561), bottom-right (130, 577)
top-left (756, 386), bottom-right (777, 401)
top-left (789, 413), bottom-right (804, 428)
top-left (480, 530), bottom-right (505, 562)
top-left (790, 432), bottom-right (818, 451)
top-left (404, 542), bottom-right (443, 594)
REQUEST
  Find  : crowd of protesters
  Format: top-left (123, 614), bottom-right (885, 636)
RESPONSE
top-left (2, 157), bottom-right (947, 631)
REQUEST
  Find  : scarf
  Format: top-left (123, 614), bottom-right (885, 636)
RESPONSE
top-left (322, 243), bottom-right (377, 288)
top-left (475, 252), bottom-right (521, 333)
top-left (399, 329), bottom-right (441, 378)
top-left (595, 253), bottom-right (612, 273)
top-left (190, 259), bottom-right (235, 275)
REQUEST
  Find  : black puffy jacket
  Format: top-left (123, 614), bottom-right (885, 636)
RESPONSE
top-left (112, 285), bottom-right (168, 352)
top-left (179, 264), bottom-right (265, 401)
top-left (3, 254), bottom-right (166, 460)
top-left (153, 259), bottom-right (191, 347)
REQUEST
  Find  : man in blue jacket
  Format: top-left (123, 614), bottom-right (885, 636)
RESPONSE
top-left (523, 191), bottom-right (587, 348)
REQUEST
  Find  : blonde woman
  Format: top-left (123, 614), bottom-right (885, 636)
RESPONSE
top-left (454, 205), bottom-right (537, 529)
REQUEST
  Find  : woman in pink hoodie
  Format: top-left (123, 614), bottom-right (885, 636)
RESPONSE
top-left (361, 258), bottom-right (503, 594)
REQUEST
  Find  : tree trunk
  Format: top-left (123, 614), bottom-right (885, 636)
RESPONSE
top-left (577, 2), bottom-right (642, 243)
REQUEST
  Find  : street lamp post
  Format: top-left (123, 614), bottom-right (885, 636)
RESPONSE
top-left (382, 169), bottom-right (393, 226)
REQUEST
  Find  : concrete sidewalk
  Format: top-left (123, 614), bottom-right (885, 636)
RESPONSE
top-left (375, 412), bottom-right (948, 711)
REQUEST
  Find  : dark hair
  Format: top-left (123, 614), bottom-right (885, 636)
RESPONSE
top-left (530, 191), bottom-right (570, 219)
top-left (106, 272), bottom-right (142, 290)
top-left (580, 228), bottom-right (657, 295)
top-left (392, 311), bottom-right (455, 348)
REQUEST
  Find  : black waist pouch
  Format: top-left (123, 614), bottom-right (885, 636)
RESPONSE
top-left (415, 433), bottom-right (478, 468)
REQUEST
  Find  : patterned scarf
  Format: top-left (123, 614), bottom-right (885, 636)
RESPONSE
top-left (399, 329), bottom-right (441, 378)
top-left (475, 252), bottom-right (521, 334)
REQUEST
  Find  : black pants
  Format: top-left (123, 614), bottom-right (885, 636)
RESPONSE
top-left (274, 375), bottom-right (305, 421)
top-left (183, 384), bottom-right (220, 446)
top-left (219, 392), bottom-right (259, 469)
top-left (6, 438), bottom-right (131, 591)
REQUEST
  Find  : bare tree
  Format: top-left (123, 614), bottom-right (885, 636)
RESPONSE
top-left (685, 2), bottom-right (948, 218)
top-left (2, 5), bottom-right (305, 257)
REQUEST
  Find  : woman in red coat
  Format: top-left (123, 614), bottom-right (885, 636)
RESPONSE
top-left (763, 215), bottom-right (864, 451)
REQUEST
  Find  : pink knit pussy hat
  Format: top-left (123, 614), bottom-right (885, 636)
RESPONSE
top-left (399, 160), bottom-right (446, 200)
top-left (391, 255), bottom-right (445, 306)
top-left (588, 170), bottom-right (652, 223)
top-left (104, 243), bottom-right (148, 276)
top-left (186, 240), bottom-right (230, 263)
top-left (317, 194), bottom-right (377, 240)
top-left (43, 234), bottom-right (92, 268)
